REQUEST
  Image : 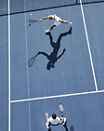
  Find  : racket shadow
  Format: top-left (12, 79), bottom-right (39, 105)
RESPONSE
top-left (28, 56), bottom-right (36, 67)
top-left (70, 125), bottom-right (74, 131)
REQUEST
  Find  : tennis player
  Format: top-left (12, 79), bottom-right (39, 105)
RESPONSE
top-left (45, 113), bottom-right (68, 131)
top-left (37, 14), bottom-right (72, 32)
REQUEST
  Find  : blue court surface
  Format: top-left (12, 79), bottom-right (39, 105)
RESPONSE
top-left (0, 0), bottom-right (104, 131)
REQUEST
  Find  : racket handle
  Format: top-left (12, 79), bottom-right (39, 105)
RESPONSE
top-left (61, 113), bottom-right (64, 117)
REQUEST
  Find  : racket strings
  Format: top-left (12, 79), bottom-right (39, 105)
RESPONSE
top-left (58, 104), bottom-right (64, 113)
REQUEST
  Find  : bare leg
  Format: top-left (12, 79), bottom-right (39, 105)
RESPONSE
top-left (49, 24), bottom-right (56, 31)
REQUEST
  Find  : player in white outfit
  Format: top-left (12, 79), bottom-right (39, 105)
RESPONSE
top-left (38, 14), bottom-right (72, 32)
top-left (45, 113), bottom-right (68, 131)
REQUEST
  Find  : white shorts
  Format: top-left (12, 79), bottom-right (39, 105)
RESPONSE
top-left (53, 16), bottom-right (61, 26)
top-left (54, 20), bottom-right (61, 26)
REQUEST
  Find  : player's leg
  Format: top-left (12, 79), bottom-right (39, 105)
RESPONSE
top-left (46, 24), bottom-right (56, 33)
top-left (63, 122), bottom-right (68, 131)
top-left (49, 24), bottom-right (56, 31)
top-left (46, 122), bottom-right (51, 131)
top-left (46, 32), bottom-right (55, 48)
top-left (45, 20), bottom-right (61, 33)
top-left (62, 118), bottom-right (68, 131)
top-left (48, 127), bottom-right (51, 131)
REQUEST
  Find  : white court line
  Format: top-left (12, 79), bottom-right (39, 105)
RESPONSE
top-left (24, 1), bottom-right (31, 131)
top-left (79, 0), bottom-right (98, 91)
top-left (8, 0), bottom-right (11, 131)
top-left (24, 0), bottom-right (30, 100)
top-left (10, 90), bottom-right (104, 103)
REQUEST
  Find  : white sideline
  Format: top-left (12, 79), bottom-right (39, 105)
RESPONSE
top-left (79, 0), bottom-right (98, 91)
top-left (8, 2), bottom-right (101, 131)
top-left (24, 1), bottom-right (31, 131)
top-left (8, 0), bottom-right (11, 131)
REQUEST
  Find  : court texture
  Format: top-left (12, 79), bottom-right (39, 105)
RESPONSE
top-left (0, 0), bottom-right (104, 131)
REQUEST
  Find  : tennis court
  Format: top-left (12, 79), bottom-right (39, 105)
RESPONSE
top-left (0, 0), bottom-right (104, 131)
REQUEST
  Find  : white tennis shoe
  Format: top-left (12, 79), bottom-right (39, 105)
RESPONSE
top-left (45, 29), bottom-right (50, 33)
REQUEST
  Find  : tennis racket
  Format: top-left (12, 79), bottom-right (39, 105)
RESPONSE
top-left (58, 103), bottom-right (64, 117)
top-left (28, 19), bottom-right (39, 23)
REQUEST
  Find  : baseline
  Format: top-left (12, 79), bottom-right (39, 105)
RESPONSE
top-left (10, 90), bottom-right (104, 103)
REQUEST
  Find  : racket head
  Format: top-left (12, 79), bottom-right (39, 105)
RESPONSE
top-left (29, 19), bottom-right (39, 23)
top-left (58, 103), bottom-right (64, 113)
top-left (28, 57), bottom-right (35, 67)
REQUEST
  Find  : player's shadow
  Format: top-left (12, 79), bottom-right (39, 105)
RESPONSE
top-left (36, 27), bottom-right (72, 70)
top-left (70, 125), bottom-right (74, 131)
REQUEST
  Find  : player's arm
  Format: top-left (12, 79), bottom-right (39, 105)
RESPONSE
top-left (39, 17), bottom-right (49, 22)
top-left (45, 113), bottom-right (51, 127)
top-left (61, 117), bottom-right (64, 124)
top-left (59, 19), bottom-right (72, 24)
top-left (45, 113), bottom-right (49, 121)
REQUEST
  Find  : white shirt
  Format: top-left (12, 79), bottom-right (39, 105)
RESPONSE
top-left (54, 16), bottom-right (61, 21)
top-left (49, 15), bottom-right (61, 26)
top-left (46, 116), bottom-right (67, 128)
top-left (48, 117), bottom-right (61, 125)
top-left (54, 16), bottom-right (61, 26)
